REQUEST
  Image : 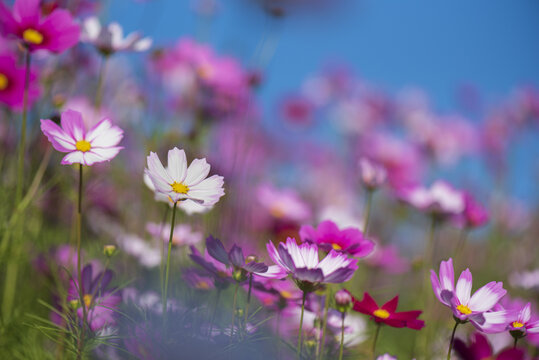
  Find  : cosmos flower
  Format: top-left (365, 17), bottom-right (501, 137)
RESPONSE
top-left (456, 192), bottom-right (489, 229)
top-left (146, 222), bottom-right (202, 247)
top-left (183, 268), bottom-right (216, 291)
top-left (267, 237), bottom-right (358, 291)
top-left (351, 291), bottom-right (424, 330)
top-left (143, 172), bottom-right (212, 215)
top-left (0, 53), bottom-right (39, 109)
top-left (40, 109), bottom-right (124, 166)
top-left (299, 220), bottom-right (374, 257)
top-left (431, 258), bottom-right (509, 329)
top-left (453, 332), bottom-right (525, 360)
top-left (257, 183), bottom-right (311, 223)
top-left (376, 355), bottom-right (397, 360)
top-left (145, 147), bottom-right (225, 205)
top-left (358, 157), bottom-right (387, 191)
top-left (365, 244), bottom-right (410, 274)
top-left (115, 234), bottom-right (161, 268)
top-left (399, 180), bottom-right (465, 217)
top-left (67, 264), bottom-right (122, 332)
top-left (205, 235), bottom-right (286, 280)
top-left (81, 16), bottom-right (152, 56)
top-left (505, 302), bottom-right (539, 335)
top-left (0, 0), bottom-right (80, 53)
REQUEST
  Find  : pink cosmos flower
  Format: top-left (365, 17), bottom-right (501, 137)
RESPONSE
top-left (145, 147), bottom-right (225, 205)
top-left (0, 53), bottom-right (39, 109)
top-left (81, 17), bottom-right (152, 56)
top-left (0, 0), bottom-right (80, 53)
top-left (257, 183), bottom-right (311, 223)
top-left (505, 302), bottom-right (539, 335)
top-left (299, 220), bottom-right (374, 257)
top-left (280, 94), bottom-right (314, 126)
top-left (455, 192), bottom-right (489, 229)
top-left (399, 180), bottom-right (465, 217)
top-left (431, 258), bottom-right (510, 329)
top-left (358, 157), bottom-right (387, 191)
top-left (40, 109), bottom-right (123, 166)
top-left (453, 332), bottom-right (525, 360)
top-left (146, 222), bottom-right (202, 247)
top-left (267, 237), bottom-right (358, 291)
top-left (366, 244), bottom-right (410, 274)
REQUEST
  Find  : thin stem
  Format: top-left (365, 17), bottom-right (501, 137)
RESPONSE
top-left (447, 321), bottom-right (459, 360)
top-left (513, 336), bottom-right (518, 349)
top-left (2, 50), bottom-right (31, 322)
top-left (319, 290), bottom-right (331, 360)
top-left (455, 228), bottom-right (468, 256)
top-left (338, 312), bottom-right (345, 360)
top-left (297, 291), bottom-right (307, 359)
top-left (363, 189), bottom-right (374, 236)
top-left (244, 274), bottom-right (253, 325)
top-left (207, 288), bottom-right (221, 337)
top-left (76, 164), bottom-right (87, 360)
top-left (158, 205), bottom-right (170, 299)
top-left (231, 282), bottom-right (240, 339)
top-left (372, 323), bottom-right (381, 359)
top-left (162, 201), bottom-right (178, 325)
top-left (95, 56), bottom-right (108, 109)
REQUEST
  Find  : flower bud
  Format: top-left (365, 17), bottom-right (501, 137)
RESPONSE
top-left (335, 289), bottom-right (353, 313)
top-left (103, 245), bottom-right (118, 257)
top-left (232, 269), bottom-right (247, 282)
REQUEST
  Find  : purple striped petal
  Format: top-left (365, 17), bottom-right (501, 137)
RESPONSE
top-left (468, 281), bottom-right (506, 312)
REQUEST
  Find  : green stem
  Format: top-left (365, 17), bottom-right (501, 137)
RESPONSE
top-left (207, 288), bottom-right (221, 337)
top-left (372, 323), bottom-right (381, 359)
top-left (2, 51), bottom-right (31, 322)
top-left (162, 201), bottom-right (178, 325)
top-left (319, 289), bottom-right (331, 360)
top-left (455, 228), bottom-right (468, 256)
top-left (244, 274), bottom-right (253, 325)
top-left (447, 321), bottom-right (459, 360)
top-left (297, 291), bottom-right (307, 359)
top-left (231, 282), bottom-right (239, 339)
top-left (76, 164), bottom-right (87, 360)
top-left (363, 189), bottom-right (374, 236)
top-left (158, 205), bottom-right (170, 300)
top-left (513, 337), bottom-right (518, 349)
top-left (95, 56), bottom-right (108, 109)
top-left (338, 312), bottom-right (345, 360)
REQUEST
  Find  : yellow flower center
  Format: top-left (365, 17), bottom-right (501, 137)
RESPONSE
top-left (0, 73), bottom-right (8, 91)
top-left (270, 204), bottom-right (285, 218)
top-left (171, 181), bottom-right (189, 194)
top-left (76, 140), bottom-right (91, 152)
top-left (197, 64), bottom-right (214, 80)
top-left (23, 29), bottom-right (44, 44)
top-left (512, 321), bottom-right (524, 328)
top-left (457, 304), bottom-right (472, 315)
top-left (83, 294), bottom-right (92, 308)
top-left (195, 281), bottom-right (211, 290)
top-left (332, 243), bottom-right (342, 251)
top-left (280, 290), bottom-right (293, 299)
top-left (373, 309), bottom-right (390, 319)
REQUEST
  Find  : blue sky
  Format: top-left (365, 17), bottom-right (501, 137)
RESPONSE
top-left (109, 0), bottom-right (539, 202)
top-left (110, 0), bottom-right (539, 110)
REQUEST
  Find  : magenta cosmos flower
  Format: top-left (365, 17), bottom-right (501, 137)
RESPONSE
top-left (0, 0), bottom-right (80, 53)
top-left (0, 53), bottom-right (39, 109)
top-left (40, 109), bottom-right (123, 166)
top-left (453, 332), bottom-right (525, 360)
top-left (431, 258), bottom-right (509, 328)
top-left (358, 157), bottom-right (387, 191)
top-left (145, 147), bottom-right (225, 206)
top-left (267, 237), bottom-right (358, 291)
top-left (351, 291), bottom-right (425, 330)
top-left (299, 220), bottom-right (374, 257)
top-left (506, 302), bottom-right (539, 336)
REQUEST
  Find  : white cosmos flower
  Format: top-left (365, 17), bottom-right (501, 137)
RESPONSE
top-left (81, 16), bottom-right (152, 55)
top-left (145, 147), bottom-right (225, 206)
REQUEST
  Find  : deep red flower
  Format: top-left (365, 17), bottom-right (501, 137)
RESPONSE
top-left (351, 292), bottom-right (425, 330)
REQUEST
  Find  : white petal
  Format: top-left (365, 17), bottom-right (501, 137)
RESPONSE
top-left (184, 158), bottom-right (211, 186)
top-left (167, 147), bottom-right (187, 182)
top-left (86, 119), bottom-right (123, 148)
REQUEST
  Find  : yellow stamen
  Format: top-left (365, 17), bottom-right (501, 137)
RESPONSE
top-left (270, 205), bottom-right (285, 218)
top-left (457, 304), bottom-right (472, 315)
top-left (171, 181), bottom-right (189, 194)
top-left (0, 73), bottom-right (8, 91)
top-left (197, 64), bottom-right (213, 80)
top-left (280, 290), bottom-right (293, 299)
top-left (23, 29), bottom-right (44, 44)
top-left (76, 140), bottom-right (91, 152)
top-left (83, 294), bottom-right (92, 308)
top-left (512, 321), bottom-right (524, 328)
top-left (373, 309), bottom-right (390, 319)
top-left (332, 243), bottom-right (342, 251)
top-left (195, 281), bottom-right (210, 290)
